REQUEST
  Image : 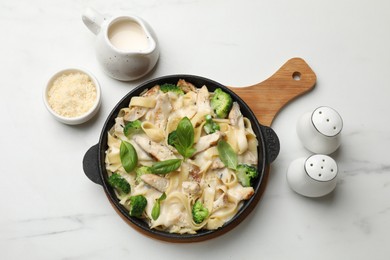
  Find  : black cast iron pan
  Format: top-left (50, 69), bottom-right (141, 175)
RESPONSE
top-left (82, 58), bottom-right (316, 242)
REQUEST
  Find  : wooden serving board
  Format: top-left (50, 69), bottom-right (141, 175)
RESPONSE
top-left (228, 57), bottom-right (317, 126)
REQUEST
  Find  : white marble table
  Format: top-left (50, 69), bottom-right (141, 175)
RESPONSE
top-left (1, 0), bottom-right (389, 259)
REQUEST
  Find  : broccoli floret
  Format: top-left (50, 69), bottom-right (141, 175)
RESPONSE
top-left (108, 173), bottom-right (131, 194)
top-left (123, 120), bottom-right (142, 137)
top-left (135, 166), bottom-right (151, 184)
top-left (203, 114), bottom-right (220, 134)
top-left (236, 164), bottom-right (258, 187)
top-left (167, 130), bottom-right (178, 146)
top-left (160, 84), bottom-right (184, 95)
top-left (211, 88), bottom-right (233, 118)
top-left (129, 195), bottom-right (147, 218)
top-left (192, 200), bottom-right (209, 224)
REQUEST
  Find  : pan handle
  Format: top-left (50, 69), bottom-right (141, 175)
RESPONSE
top-left (83, 144), bottom-right (103, 185)
top-left (228, 58), bottom-right (316, 127)
top-left (260, 126), bottom-right (280, 164)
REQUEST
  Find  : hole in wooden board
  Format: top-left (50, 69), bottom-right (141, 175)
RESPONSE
top-left (292, 71), bottom-right (301, 81)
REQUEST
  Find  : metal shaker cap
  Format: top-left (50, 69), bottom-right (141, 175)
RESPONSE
top-left (311, 106), bottom-right (343, 137)
top-left (305, 154), bottom-right (338, 182)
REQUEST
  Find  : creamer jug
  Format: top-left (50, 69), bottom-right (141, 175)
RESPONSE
top-left (82, 8), bottom-right (159, 81)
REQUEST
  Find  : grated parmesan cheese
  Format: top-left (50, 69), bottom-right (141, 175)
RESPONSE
top-left (48, 72), bottom-right (97, 118)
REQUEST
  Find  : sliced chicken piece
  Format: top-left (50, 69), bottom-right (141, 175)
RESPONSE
top-left (141, 85), bottom-right (160, 97)
top-left (182, 181), bottom-right (200, 195)
top-left (177, 79), bottom-right (196, 93)
top-left (213, 193), bottom-right (229, 211)
top-left (145, 93), bottom-right (172, 130)
top-left (228, 102), bottom-right (241, 126)
top-left (238, 151), bottom-right (258, 165)
top-left (210, 157), bottom-right (225, 170)
top-left (166, 92), bottom-right (182, 111)
top-left (133, 135), bottom-right (176, 161)
top-left (141, 174), bottom-right (169, 192)
top-left (123, 106), bottom-right (148, 121)
top-left (196, 85), bottom-right (211, 113)
top-left (193, 131), bottom-right (222, 155)
top-left (111, 119), bottom-right (153, 161)
top-left (228, 102), bottom-right (248, 154)
top-left (187, 162), bottom-right (202, 183)
top-left (113, 117), bottom-right (126, 139)
top-left (227, 185), bottom-right (254, 202)
top-left (130, 140), bottom-right (153, 161)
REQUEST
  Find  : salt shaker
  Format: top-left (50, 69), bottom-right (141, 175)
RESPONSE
top-left (286, 154), bottom-right (338, 197)
top-left (297, 106), bottom-right (343, 154)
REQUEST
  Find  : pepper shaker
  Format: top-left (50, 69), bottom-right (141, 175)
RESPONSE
top-left (286, 154), bottom-right (338, 197)
top-left (297, 106), bottom-right (343, 154)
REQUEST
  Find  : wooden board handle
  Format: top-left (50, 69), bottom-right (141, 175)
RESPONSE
top-left (228, 57), bottom-right (316, 126)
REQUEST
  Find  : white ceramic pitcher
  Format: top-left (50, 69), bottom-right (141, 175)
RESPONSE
top-left (82, 8), bottom-right (159, 81)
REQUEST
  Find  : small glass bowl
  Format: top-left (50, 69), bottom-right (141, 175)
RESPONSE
top-left (43, 68), bottom-right (102, 125)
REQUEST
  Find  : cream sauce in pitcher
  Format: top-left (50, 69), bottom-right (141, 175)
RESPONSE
top-left (108, 19), bottom-right (150, 52)
top-left (82, 8), bottom-right (159, 81)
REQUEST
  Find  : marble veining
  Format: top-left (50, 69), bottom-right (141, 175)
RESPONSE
top-left (342, 160), bottom-right (390, 176)
top-left (4, 214), bottom-right (110, 241)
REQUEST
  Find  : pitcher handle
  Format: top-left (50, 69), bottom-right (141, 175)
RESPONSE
top-left (82, 7), bottom-right (106, 35)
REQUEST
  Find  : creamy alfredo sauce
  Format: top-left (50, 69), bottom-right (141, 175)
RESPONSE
top-left (108, 19), bottom-right (149, 51)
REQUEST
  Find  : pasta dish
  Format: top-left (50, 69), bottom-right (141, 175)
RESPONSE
top-left (105, 80), bottom-right (259, 234)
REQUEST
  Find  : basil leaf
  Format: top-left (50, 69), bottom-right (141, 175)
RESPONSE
top-left (120, 141), bottom-right (138, 172)
top-left (151, 192), bottom-right (167, 220)
top-left (150, 159), bottom-right (182, 175)
top-left (175, 146), bottom-right (196, 159)
top-left (217, 140), bottom-right (238, 170)
top-left (177, 117), bottom-right (194, 148)
top-left (167, 130), bottom-right (178, 146)
top-left (175, 117), bottom-right (196, 159)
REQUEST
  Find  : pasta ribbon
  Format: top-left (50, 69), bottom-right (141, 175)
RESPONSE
top-left (193, 121), bottom-right (206, 144)
top-left (130, 96), bottom-right (156, 108)
top-left (105, 133), bottom-right (123, 173)
top-left (166, 113), bottom-right (182, 136)
top-left (167, 92), bottom-right (183, 111)
top-left (141, 122), bottom-right (165, 142)
top-left (207, 204), bottom-right (238, 229)
top-left (243, 117), bottom-right (255, 136)
top-left (120, 106), bottom-right (147, 121)
top-left (190, 111), bottom-right (207, 128)
top-left (183, 91), bottom-right (197, 107)
top-left (225, 126), bottom-right (239, 153)
top-left (219, 168), bottom-right (237, 187)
